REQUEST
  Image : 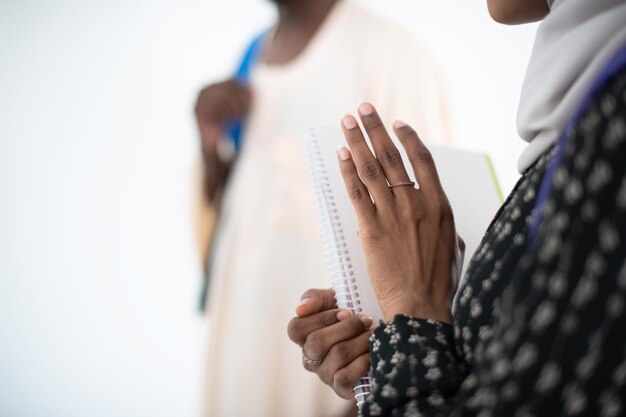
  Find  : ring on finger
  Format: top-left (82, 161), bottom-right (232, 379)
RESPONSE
top-left (302, 350), bottom-right (325, 366)
top-left (388, 181), bottom-right (416, 190)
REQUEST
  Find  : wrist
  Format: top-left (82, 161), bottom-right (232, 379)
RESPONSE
top-left (381, 298), bottom-right (452, 324)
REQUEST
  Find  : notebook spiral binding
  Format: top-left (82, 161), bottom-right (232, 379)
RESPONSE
top-left (302, 129), bottom-right (372, 409)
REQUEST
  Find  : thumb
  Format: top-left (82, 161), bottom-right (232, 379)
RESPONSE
top-left (295, 288), bottom-right (336, 317)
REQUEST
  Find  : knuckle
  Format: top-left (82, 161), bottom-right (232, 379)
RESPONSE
top-left (305, 333), bottom-right (325, 357)
top-left (365, 117), bottom-right (384, 131)
top-left (331, 340), bottom-right (351, 363)
top-left (381, 146), bottom-right (402, 166)
top-left (361, 161), bottom-right (381, 180)
top-left (318, 311), bottom-right (337, 328)
top-left (399, 199), bottom-right (421, 220)
top-left (301, 288), bottom-right (318, 300)
top-left (333, 369), bottom-right (355, 392)
top-left (411, 148), bottom-right (435, 166)
top-left (348, 316), bottom-right (367, 333)
top-left (323, 288), bottom-right (338, 306)
top-left (345, 133), bottom-right (361, 145)
top-left (397, 124), bottom-right (418, 140)
top-left (287, 318), bottom-right (305, 344)
top-left (350, 185), bottom-right (366, 201)
top-left (360, 227), bottom-right (382, 244)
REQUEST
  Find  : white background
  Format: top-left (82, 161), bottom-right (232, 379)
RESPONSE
top-left (0, 1), bottom-right (537, 416)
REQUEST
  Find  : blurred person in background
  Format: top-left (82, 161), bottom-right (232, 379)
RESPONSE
top-left (194, 0), bottom-right (451, 416)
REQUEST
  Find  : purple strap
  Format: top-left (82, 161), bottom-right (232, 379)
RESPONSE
top-left (528, 45), bottom-right (626, 246)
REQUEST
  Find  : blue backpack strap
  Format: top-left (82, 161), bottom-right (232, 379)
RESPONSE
top-left (528, 45), bottom-right (626, 246)
top-left (198, 31), bottom-right (269, 312)
top-left (226, 31), bottom-right (269, 152)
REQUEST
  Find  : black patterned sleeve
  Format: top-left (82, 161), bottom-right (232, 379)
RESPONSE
top-left (366, 317), bottom-right (467, 416)
top-left (362, 70), bottom-right (626, 416)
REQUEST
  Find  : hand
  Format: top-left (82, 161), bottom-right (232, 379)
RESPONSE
top-left (287, 289), bottom-right (373, 399)
top-left (194, 80), bottom-right (251, 200)
top-left (195, 79), bottom-right (252, 151)
top-left (337, 103), bottom-right (465, 324)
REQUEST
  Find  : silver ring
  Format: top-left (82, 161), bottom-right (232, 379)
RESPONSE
top-left (302, 350), bottom-right (324, 366)
top-left (388, 181), bottom-right (415, 189)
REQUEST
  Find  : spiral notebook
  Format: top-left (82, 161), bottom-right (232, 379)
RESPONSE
top-left (300, 126), bottom-right (503, 407)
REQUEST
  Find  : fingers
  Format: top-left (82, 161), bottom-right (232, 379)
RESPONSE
top-left (341, 115), bottom-right (394, 210)
top-left (315, 328), bottom-right (371, 399)
top-left (393, 120), bottom-right (443, 194)
top-left (338, 147), bottom-right (376, 222)
top-left (333, 353), bottom-right (371, 399)
top-left (289, 307), bottom-right (372, 400)
top-left (288, 308), bottom-right (340, 347)
top-left (301, 314), bottom-right (372, 371)
top-left (295, 288), bottom-right (337, 317)
top-left (357, 103), bottom-right (412, 195)
top-left (195, 80), bottom-right (252, 125)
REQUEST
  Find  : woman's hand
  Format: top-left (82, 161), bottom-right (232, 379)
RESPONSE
top-left (287, 289), bottom-right (373, 399)
top-left (338, 103), bottom-right (464, 324)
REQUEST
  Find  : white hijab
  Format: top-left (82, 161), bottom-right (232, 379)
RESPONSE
top-left (516, 0), bottom-right (626, 173)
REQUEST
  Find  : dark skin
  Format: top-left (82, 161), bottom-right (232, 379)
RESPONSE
top-left (265, 0), bottom-right (338, 66)
top-left (287, 288), bottom-right (374, 400)
top-left (487, 0), bottom-right (549, 24)
top-left (195, 0), bottom-right (339, 204)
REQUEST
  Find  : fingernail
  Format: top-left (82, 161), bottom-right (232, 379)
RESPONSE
top-left (359, 103), bottom-right (374, 116)
top-left (393, 120), bottom-right (408, 129)
top-left (337, 145), bottom-right (352, 161)
top-left (359, 314), bottom-right (373, 328)
top-left (298, 298), bottom-right (310, 307)
top-left (336, 310), bottom-right (352, 321)
top-left (342, 115), bottom-right (357, 130)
